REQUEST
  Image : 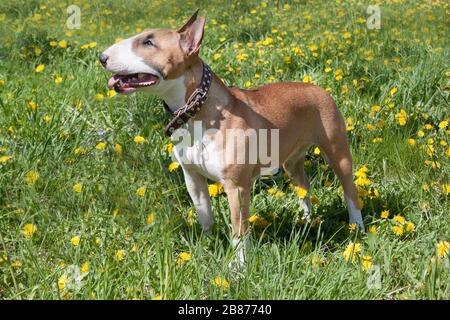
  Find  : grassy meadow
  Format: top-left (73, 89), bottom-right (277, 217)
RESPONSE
top-left (0, 0), bottom-right (449, 299)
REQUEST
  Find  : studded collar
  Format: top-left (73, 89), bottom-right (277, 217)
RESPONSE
top-left (163, 61), bottom-right (213, 136)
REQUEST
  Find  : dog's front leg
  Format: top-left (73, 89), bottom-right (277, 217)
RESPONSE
top-left (182, 168), bottom-right (214, 232)
top-left (223, 180), bottom-right (252, 268)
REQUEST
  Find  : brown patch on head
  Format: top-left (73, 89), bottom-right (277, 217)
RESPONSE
top-left (131, 28), bottom-right (187, 80)
top-left (130, 11), bottom-right (206, 81)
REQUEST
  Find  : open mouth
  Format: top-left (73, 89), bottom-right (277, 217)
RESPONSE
top-left (107, 73), bottom-right (159, 94)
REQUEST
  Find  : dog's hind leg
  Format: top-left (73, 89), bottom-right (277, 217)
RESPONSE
top-left (283, 147), bottom-right (312, 222)
top-left (319, 135), bottom-right (364, 230)
top-left (182, 168), bottom-right (214, 232)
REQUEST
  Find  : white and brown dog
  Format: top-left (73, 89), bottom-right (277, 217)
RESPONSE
top-left (101, 10), bottom-right (364, 266)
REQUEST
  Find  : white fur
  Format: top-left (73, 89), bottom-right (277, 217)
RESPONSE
top-left (103, 37), bottom-right (163, 77)
top-left (345, 194), bottom-right (365, 230)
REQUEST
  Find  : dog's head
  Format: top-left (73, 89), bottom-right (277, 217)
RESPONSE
top-left (100, 10), bottom-right (205, 95)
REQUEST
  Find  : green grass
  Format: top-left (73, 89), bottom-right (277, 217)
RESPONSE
top-left (0, 0), bottom-right (449, 299)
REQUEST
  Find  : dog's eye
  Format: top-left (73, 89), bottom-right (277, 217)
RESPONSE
top-left (143, 39), bottom-right (154, 47)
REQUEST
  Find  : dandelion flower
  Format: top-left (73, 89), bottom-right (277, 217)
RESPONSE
top-left (95, 142), bottom-right (107, 150)
top-left (392, 225), bottom-right (404, 236)
top-left (393, 215), bottom-right (406, 225)
top-left (71, 236), bottom-right (80, 247)
top-left (368, 226), bottom-right (377, 235)
top-left (176, 252), bottom-right (191, 265)
top-left (168, 162), bottom-right (180, 172)
top-left (437, 241), bottom-right (449, 258)
top-left (81, 262), bottom-right (89, 273)
top-left (25, 170), bottom-right (39, 185)
top-left (136, 186), bottom-right (146, 197)
top-left (214, 276), bottom-right (230, 290)
top-left (35, 64), bottom-right (45, 73)
top-left (343, 242), bottom-right (361, 262)
top-left (59, 40), bottom-right (67, 48)
top-left (146, 212), bottom-right (155, 225)
top-left (23, 224), bottom-right (37, 238)
top-left (73, 183), bottom-right (83, 193)
top-left (58, 274), bottom-right (68, 290)
top-left (362, 255), bottom-right (372, 271)
top-left (134, 135), bottom-right (147, 144)
top-left (116, 249), bottom-right (126, 261)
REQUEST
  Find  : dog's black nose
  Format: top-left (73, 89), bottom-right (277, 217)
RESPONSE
top-left (99, 53), bottom-right (109, 65)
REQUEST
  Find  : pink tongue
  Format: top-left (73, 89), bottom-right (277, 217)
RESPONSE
top-left (108, 75), bottom-right (121, 89)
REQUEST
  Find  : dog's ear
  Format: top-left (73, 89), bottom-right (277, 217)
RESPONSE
top-left (179, 16), bottom-right (206, 56)
top-left (177, 9), bottom-right (199, 33)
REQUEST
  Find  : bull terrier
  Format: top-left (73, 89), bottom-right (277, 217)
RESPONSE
top-left (100, 10), bottom-right (364, 267)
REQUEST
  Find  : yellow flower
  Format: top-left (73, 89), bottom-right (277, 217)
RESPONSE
top-left (58, 274), bottom-right (68, 290)
top-left (417, 130), bottom-right (425, 137)
top-left (107, 89), bottom-right (116, 97)
top-left (136, 186), bottom-right (146, 197)
top-left (362, 255), bottom-right (372, 271)
top-left (146, 212), bottom-right (155, 225)
top-left (405, 221), bottom-right (415, 232)
top-left (168, 162), bottom-right (180, 172)
top-left (296, 187), bottom-right (308, 199)
top-left (395, 109), bottom-right (407, 126)
top-left (303, 75), bottom-right (313, 83)
top-left (134, 135), bottom-right (147, 144)
top-left (25, 170), bottom-right (39, 185)
top-left (393, 215), bottom-right (406, 225)
top-left (371, 105), bottom-right (381, 112)
top-left (343, 242), bottom-right (361, 262)
top-left (71, 236), bottom-right (80, 247)
top-left (438, 120), bottom-right (448, 129)
top-left (44, 115), bottom-right (52, 123)
top-left (176, 252), bottom-right (191, 265)
top-left (348, 223), bottom-right (356, 232)
top-left (389, 87), bottom-right (398, 96)
top-left (248, 214), bottom-right (270, 228)
top-left (407, 138), bottom-right (416, 146)
top-left (0, 155), bottom-right (12, 163)
top-left (11, 261), bottom-right (22, 268)
top-left (208, 182), bottom-right (224, 197)
top-left (116, 249), bottom-right (126, 261)
top-left (165, 143), bottom-right (174, 154)
top-left (95, 142), bottom-right (107, 150)
top-left (112, 208), bottom-right (120, 217)
top-left (114, 143), bottom-right (123, 156)
top-left (49, 41), bottom-right (57, 47)
top-left (73, 183), bottom-right (83, 193)
top-left (437, 241), bottom-right (449, 258)
top-left (23, 224), bottom-right (37, 238)
top-left (81, 261), bottom-right (89, 273)
top-left (74, 147), bottom-right (86, 155)
top-left (214, 276), bottom-right (230, 290)
top-left (59, 40), bottom-right (67, 48)
top-left (368, 226), bottom-right (377, 235)
top-left (313, 147), bottom-right (320, 155)
top-left (35, 64), bottom-right (45, 73)
top-left (95, 93), bottom-right (104, 101)
top-left (380, 210), bottom-right (389, 219)
top-left (152, 295), bottom-right (162, 300)
top-left (54, 76), bottom-right (63, 84)
top-left (392, 225), bottom-right (404, 236)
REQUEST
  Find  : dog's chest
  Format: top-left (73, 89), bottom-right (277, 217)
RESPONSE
top-left (171, 126), bottom-right (225, 182)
